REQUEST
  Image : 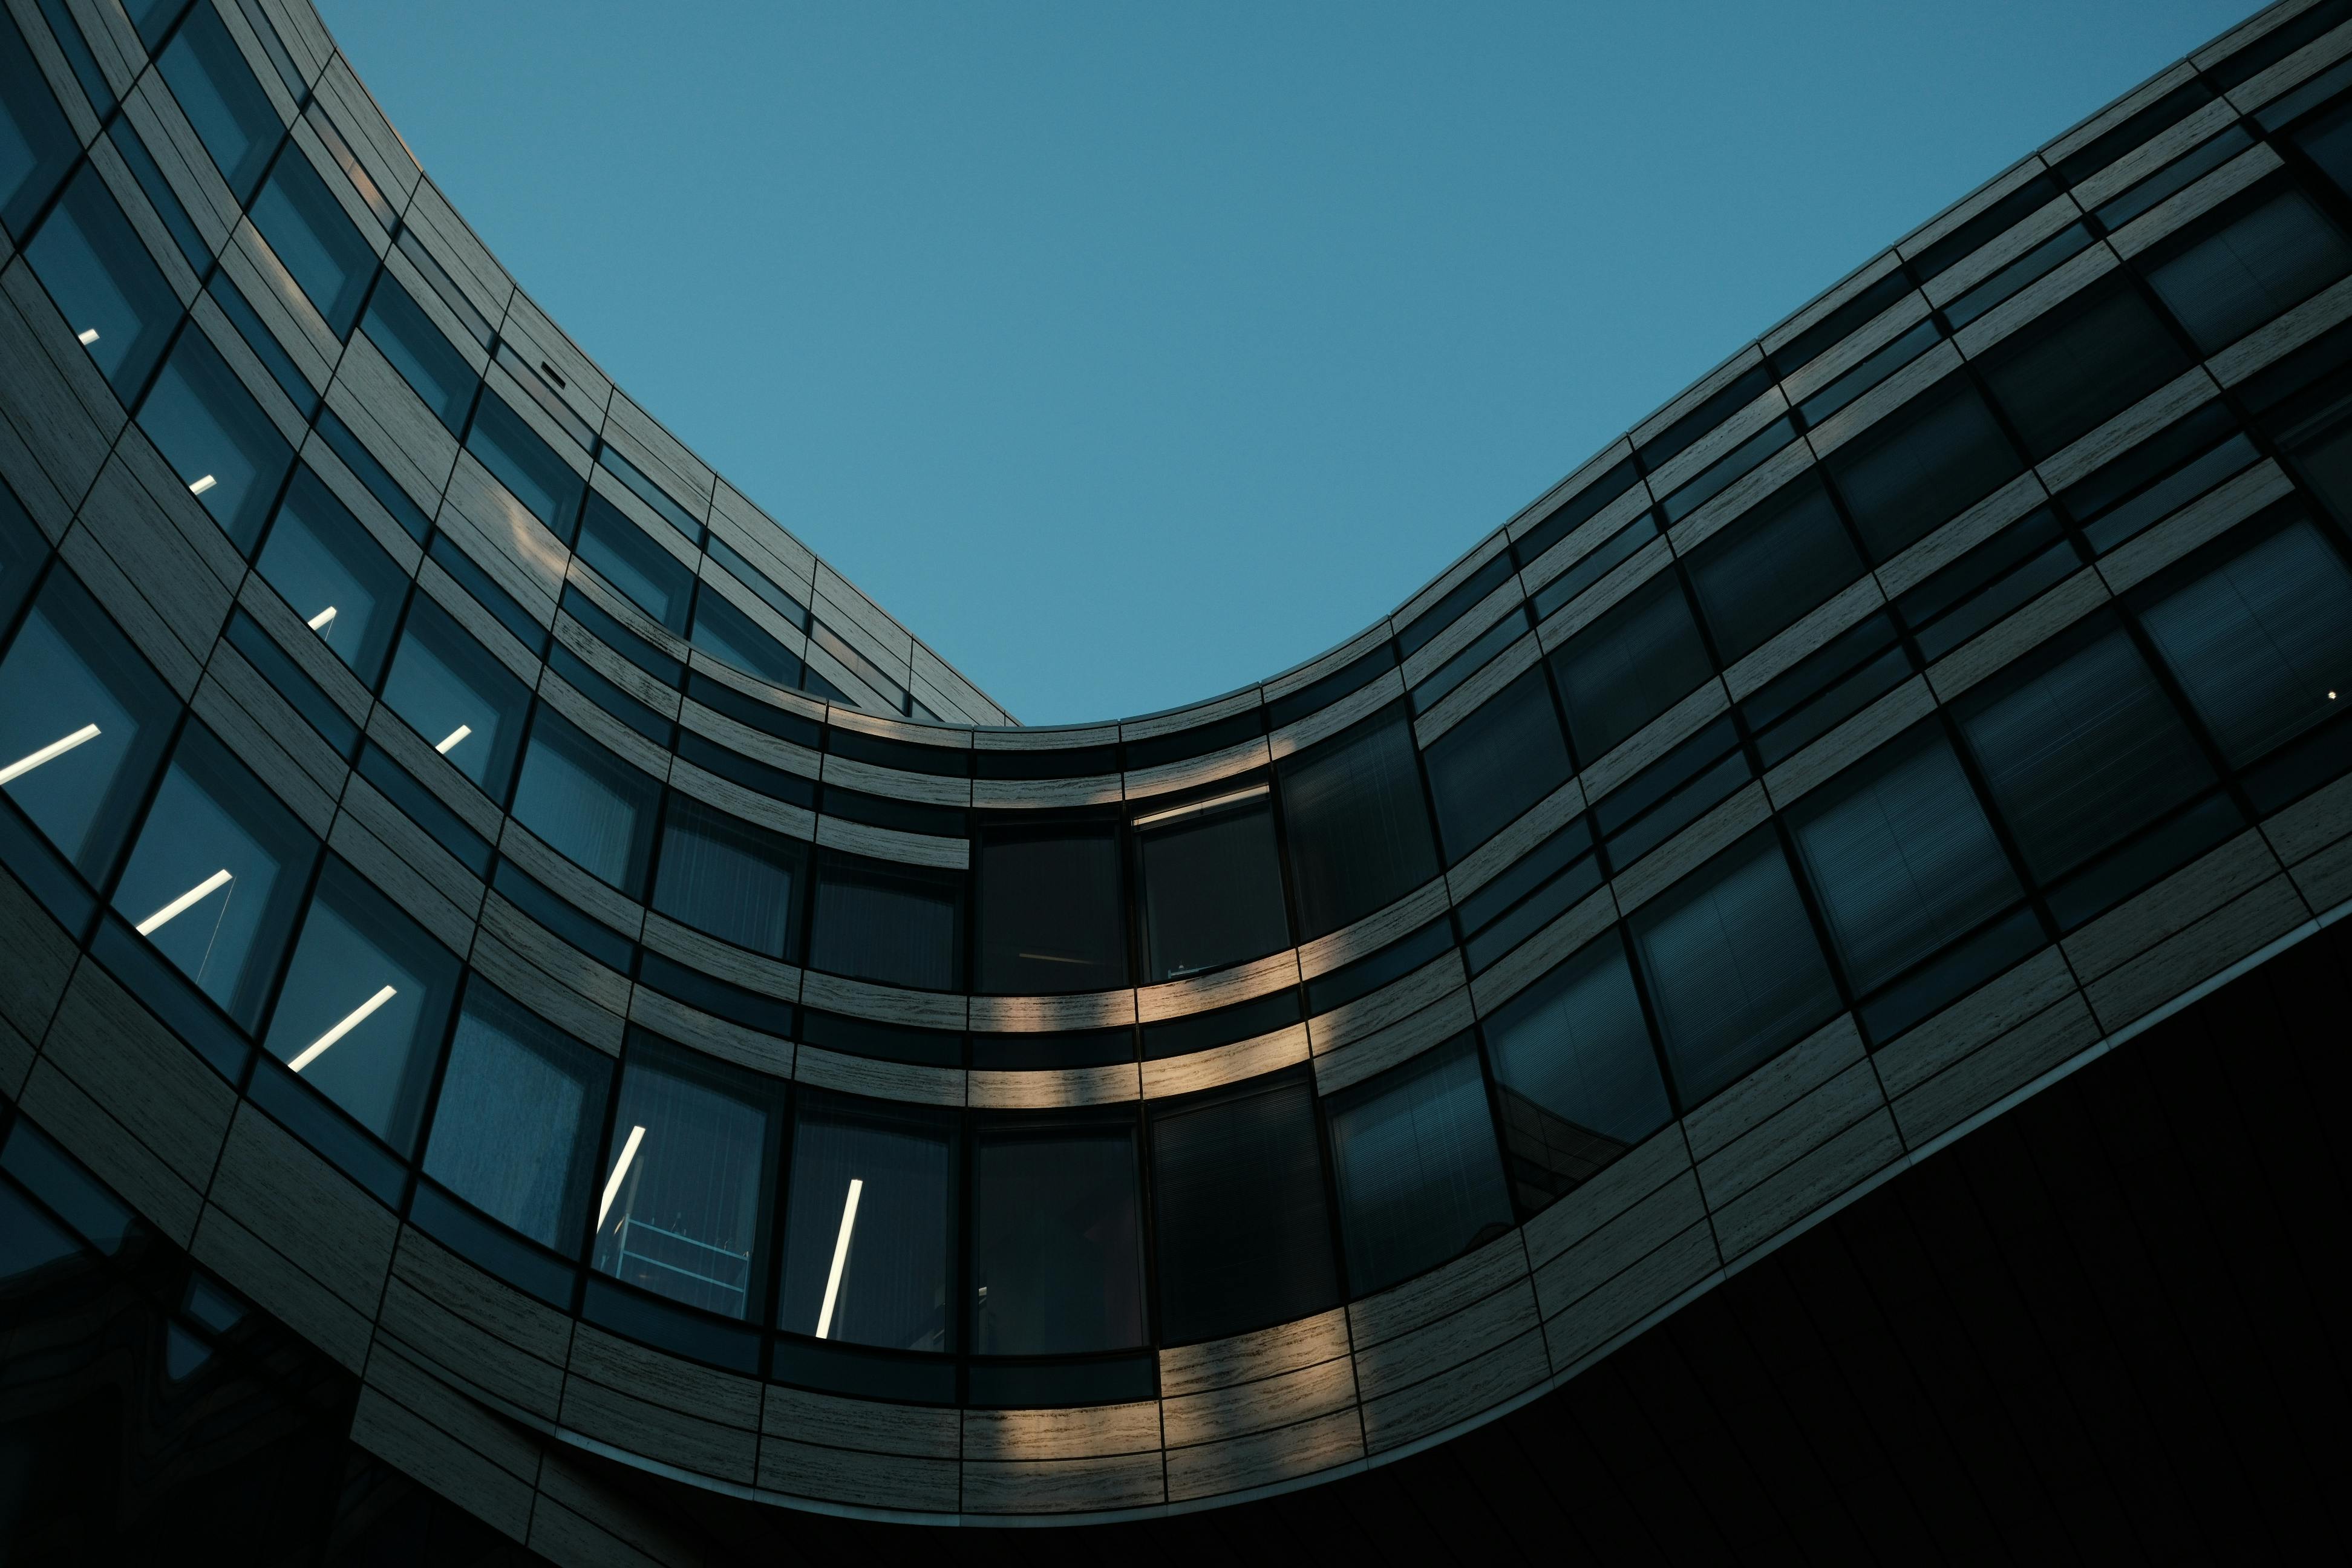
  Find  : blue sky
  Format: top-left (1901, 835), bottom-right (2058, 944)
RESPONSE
top-left (317, 0), bottom-right (2249, 725)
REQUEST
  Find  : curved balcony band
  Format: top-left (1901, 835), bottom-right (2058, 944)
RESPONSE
top-left (5, 0), bottom-right (2352, 1543)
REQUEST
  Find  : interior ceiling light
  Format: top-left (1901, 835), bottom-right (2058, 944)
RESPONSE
top-left (136, 869), bottom-right (232, 935)
top-left (0, 724), bottom-right (101, 787)
top-left (76, 328), bottom-right (99, 345)
top-left (434, 724), bottom-right (472, 754)
top-left (307, 606), bottom-right (338, 632)
top-left (288, 985), bottom-right (397, 1073)
top-left (596, 1125), bottom-right (647, 1228)
top-left (815, 1178), bottom-right (864, 1340)
top-left (188, 474), bottom-right (217, 496)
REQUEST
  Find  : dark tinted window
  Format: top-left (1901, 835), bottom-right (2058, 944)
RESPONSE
top-left (1150, 1076), bottom-right (1339, 1343)
top-left (1823, 376), bottom-right (2021, 562)
top-left (381, 596), bottom-right (532, 797)
top-left (1131, 786), bottom-right (1289, 982)
top-left (1630, 826), bottom-right (1841, 1104)
top-left (25, 165), bottom-right (181, 400)
top-left (809, 850), bottom-right (963, 991)
top-left (1, 11), bottom-right (78, 236)
top-left (1480, 935), bottom-right (1671, 1214)
top-left (1977, 281), bottom-right (2194, 461)
top-left (137, 327), bottom-right (294, 555)
top-left (2139, 187), bottom-right (2352, 356)
top-left (1684, 474), bottom-right (1866, 661)
top-left (1422, 667), bottom-right (1570, 863)
top-left (975, 820), bottom-right (1126, 995)
top-left (361, 274), bottom-right (475, 431)
top-left (1325, 1033), bottom-right (1512, 1295)
top-left (423, 981), bottom-right (608, 1249)
top-left (577, 495), bottom-right (693, 635)
top-left (1277, 703), bottom-right (1440, 939)
top-left (969, 1119), bottom-right (1146, 1355)
top-left (1547, 572), bottom-right (1714, 763)
top-left (651, 794), bottom-right (806, 961)
top-left (777, 1091), bottom-right (956, 1353)
top-left (1512, 457), bottom-right (1643, 567)
top-left (257, 468), bottom-right (406, 684)
top-left (249, 152), bottom-right (374, 337)
top-left (156, 3), bottom-right (280, 201)
top-left (510, 708), bottom-right (661, 897)
top-left (465, 394), bottom-right (582, 534)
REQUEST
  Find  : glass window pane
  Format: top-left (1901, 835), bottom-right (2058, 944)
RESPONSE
top-left (361, 273), bottom-right (475, 431)
top-left (808, 850), bottom-right (962, 991)
top-left (137, 327), bottom-right (293, 555)
top-left (592, 1036), bottom-right (777, 1319)
top-left (1978, 282), bottom-right (2194, 461)
top-left (111, 724), bottom-right (317, 1028)
top-left (1630, 826), bottom-right (1841, 1105)
top-left (1547, 572), bottom-right (1715, 764)
top-left (1131, 786), bottom-right (1289, 982)
top-left (1277, 702), bottom-right (1440, 940)
top-left (1, 10), bottom-right (78, 237)
top-left (156, 3), bottom-right (280, 201)
top-left (1953, 617), bottom-right (2216, 887)
top-left (262, 857), bottom-right (460, 1152)
top-left (1481, 935), bottom-right (1671, 1213)
top-left (650, 792), bottom-right (805, 960)
top-left (2138, 517), bottom-right (2352, 774)
top-left (1326, 1033), bottom-right (1512, 1296)
top-left (2142, 189), bottom-right (2352, 356)
top-left (465, 393), bottom-right (581, 535)
top-left (1423, 666), bottom-right (1572, 864)
top-left (509, 708), bottom-right (660, 897)
top-left (381, 597), bottom-right (531, 797)
top-left (1150, 1075), bottom-right (1339, 1343)
top-left (1788, 724), bottom-right (2025, 995)
top-left (0, 569), bottom-right (177, 882)
top-left (24, 165), bottom-right (181, 400)
top-left (969, 1119), bottom-right (1146, 1355)
top-left (247, 151), bottom-right (374, 337)
top-left (1687, 475), bottom-right (1868, 658)
top-left (975, 821), bottom-right (1125, 994)
top-left (422, 981), bottom-right (608, 1249)
top-left (688, 589), bottom-right (803, 688)
top-left (777, 1091), bottom-right (955, 1353)
top-left (255, 466), bottom-right (406, 684)
top-left (1823, 376), bottom-right (2022, 562)
top-left (576, 495), bottom-right (692, 633)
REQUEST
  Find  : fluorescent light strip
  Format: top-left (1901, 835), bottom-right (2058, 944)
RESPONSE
top-left (307, 606), bottom-right (338, 632)
top-left (136, 869), bottom-right (232, 935)
top-left (188, 475), bottom-right (217, 496)
top-left (1131, 782), bottom-right (1270, 830)
top-left (0, 724), bottom-right (101, 787)
top-left (814, 1177), bottom-right (864, 1340)
top-left (76, 328), bottom-right (99, 345)
top-left (287, 985), bottom-right (396, 1073)
top-left (596, 1125), bottom-right (647, 1227)
top-left (434, 724), bottom-right (472, 754)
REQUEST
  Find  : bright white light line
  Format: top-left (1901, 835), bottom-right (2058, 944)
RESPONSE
top-left (288, 985), bottom-right (396, 1073)
top-left (307, 606), bottom-right (338, 632)
top-left (136, 869), bottom-right (231, 935)
top-left (188, 474), bottom-right (217, 496)
top-left (814, 1178), bottom-right (864, 1341)
top-left (434, 724), bottom-right (472, 754)
top-left (76, 328), bottom-right (100, 345)
top-left (0, 724), bottom-right (101, 787)
top-left (596, 1126), bottom-right (647, 1227)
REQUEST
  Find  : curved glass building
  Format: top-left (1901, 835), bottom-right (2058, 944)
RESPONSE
top-left (4, 1), bottom-right (2351, 1558)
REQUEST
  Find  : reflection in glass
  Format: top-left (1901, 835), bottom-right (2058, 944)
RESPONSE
top-left (110, 725), bottom-right (316, 1028)
top-left (1326, 1033), bottom-right (1512, 1296)
top-left (263, 859), bottom-right (460, 1152)
top-left (509, 708), bottom-right (659, 896)
top-left (651, 794), bottom-right (805, 959)
top-left (1423, 667), bottom-right (1572, 863)
top-left (1631, 826), bottom-right (1840, 1105)
top-left (0, 570), bottom-right (175, 881)
top-left (577, 495), bottom-right (692, 634)
top-left (247, 152), bottom-right (376, 337)
top-left (974, 822), bottom-right (1126, 994)
top-left (137, 328), bottom-right (293, 555)
top-left (24, 165), bottom-right (181, 399)
top-left (777, 1092), bottom-right (955, 1353)
top-left (592, 1037), bottom-right (776, 1319)
top-left (1278, 704), bottom-right (1440, 939)
top-left (1788, 724), bottom-right (2025, 995)
top-left (362, 273), bottom-right (476, 431)
top-left (255, 468), bottom-right (407, 683)
top-left (423, 982), bottom-right (607, 1249)
top-left (1549, 573), bottom-right (1715, 765)
top-left (688, 589), bottom-right (803, 689)
top-left (1481, 935), bottom-right (1671, 1213)
top-left (155, 2), bottom-right (281, 200)
top-left (465, 394), bottom-right (581, 534)
top-left (969, 1120), bottom-right (1146, 1356)
top-left (381, 597), bottom-right (531, 796)
top-left (1150, 1076), bottom-right (1338, 1344)
top-left (1132, 785), bottom-right (1289, 981)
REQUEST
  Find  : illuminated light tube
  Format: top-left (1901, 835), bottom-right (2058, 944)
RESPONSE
top-left (287, 985), bottom-right (397, 1073)
top-left (1131, 782), bottom-right (1270, 829)
top-left (136, 869), bottom-right (232, 935)
top-left (434, 724), bottom-right (472, 754)
top-left (0, 723), bottom-right (102, 787)
top-left (596, 1125), bottom-right (647, 1227)
top-left (307, 606), bottom-right (338, 632)
top-left (815, 1177), bottom-right (864, 1340)
top-left (76, 328), bottom-right (99, 345)
top-left (188, 474), bottom-right (217, 496)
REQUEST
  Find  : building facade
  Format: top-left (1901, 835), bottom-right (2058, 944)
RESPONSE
top-left (3, 0), bottom-right (2351, 1559)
